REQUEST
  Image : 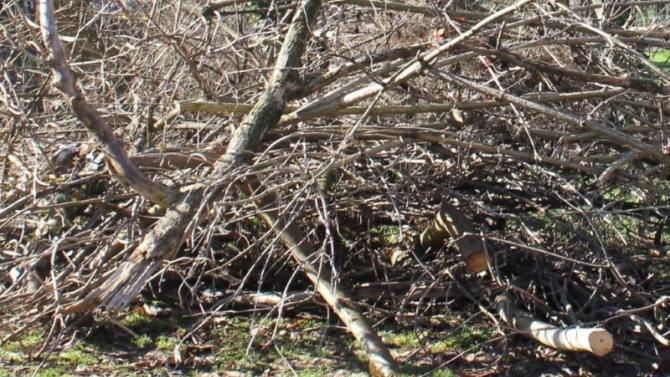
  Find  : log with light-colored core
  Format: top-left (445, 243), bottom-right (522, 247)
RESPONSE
top-left (497, 295), bottom-right (614, 356)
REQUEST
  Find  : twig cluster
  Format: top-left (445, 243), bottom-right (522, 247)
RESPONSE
top-left (2, 0), bottom-right (670, 374)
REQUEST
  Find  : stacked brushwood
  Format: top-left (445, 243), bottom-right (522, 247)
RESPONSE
top-left (2, 0), bottom-right (670, 375)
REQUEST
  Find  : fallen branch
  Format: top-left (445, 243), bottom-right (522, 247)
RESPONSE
top-left (420, 202), bottom-right (489, 273)
top-left (473, 47), bottom-right (666, 95)
top-left (176, 88), bottom-right (623, 121)
top-left (219, 281), bottom-right (479, 309)
top-left (59, 0), bottom-right (324, 314)
top-left (130, 149), bottom-right (221, 170)
top-left (427, 67), bottom-right (670, 165)
top-left (496, 294), bottom-right (614, 356)
top-left (282, 0), bottom-right (533, 122)
top-left (155, 88), bottom-right (623, 134)
top-left (245, 182), bottom-right (401, 376)
top-left (38, 0), bottom-right (176, 208)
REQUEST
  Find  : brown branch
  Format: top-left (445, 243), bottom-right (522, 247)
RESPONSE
top-left (60, 0), bottom-right (325, 314)
top-left (303, 44), bottom-right (426, 96)
top-left (55, 7), bottom-right (400, 373)
top-left (163, 89), bottom-right (623, 131)
top-left (38, 0), bottom-right (176, 207)
top-left (474, 47), bottom-right (666, 95)
top-left (427, 68), bottom-right (670, 165)
top-left (282, 0), bottom-right (533, 122)
top-left (245, 182), bottom-right (401, 377)
top-left (130, 149), bottom-right (221, 170)
top-left (201, 0), bottom-right (258, 19)
top-left (222, 281), bottom-right (479, 310)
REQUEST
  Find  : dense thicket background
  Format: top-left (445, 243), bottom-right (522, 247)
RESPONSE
top-left (2, 0), bottom-right (670, 375)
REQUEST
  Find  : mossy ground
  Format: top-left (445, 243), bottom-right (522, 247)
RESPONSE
top-left (2, 304), bottom-right (633, 376)
top-left (0, 308), bottom-right (512, 376)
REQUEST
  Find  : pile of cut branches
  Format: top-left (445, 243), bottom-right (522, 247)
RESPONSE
top-left (2, 0), bottom-right (670, 374)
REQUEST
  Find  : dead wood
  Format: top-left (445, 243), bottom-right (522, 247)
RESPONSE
top-left (222, 281), bottom-right (480, 310)
top-left (4, 0), bottom-right (670, 374)
top-left (38, 0), bottom-right (176, 208)
top-left (420, 202), bottom-right (489, 273)
top-left (496, 294), bottom-right (614, 357)
top-left (130, 149), bottom-right (220, 170)
top-left (282, 0), bottom-right (533, 123)
top-left (60, 0), bottom-right (324, 314)
top-left (427, 68), bottom-right (670, 166)
top-left (472, 47), bottom-right (667, 95)
top-left (245, 182), bottom-right (401, 376)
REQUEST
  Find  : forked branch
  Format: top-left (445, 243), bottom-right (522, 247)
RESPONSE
top-left (59, 0), bottom-right (324, 314)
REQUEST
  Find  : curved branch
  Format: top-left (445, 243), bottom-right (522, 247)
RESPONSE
top-left (38, 0), bottom-right (176, 207)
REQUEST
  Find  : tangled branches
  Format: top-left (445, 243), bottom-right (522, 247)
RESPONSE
top-left (2, 0), bottom-right (670, 374)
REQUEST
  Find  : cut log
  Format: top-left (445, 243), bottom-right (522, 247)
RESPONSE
top-left (420, 202), bottom-right (489, 272)
top-left (496, 295), bottom-right (614, 357)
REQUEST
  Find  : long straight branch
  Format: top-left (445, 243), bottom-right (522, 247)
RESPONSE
top-left (245, 183), bottom-right (401, 376)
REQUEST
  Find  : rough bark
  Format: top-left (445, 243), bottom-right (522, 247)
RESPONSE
top-left (59, 0), bottom-right (323, 313)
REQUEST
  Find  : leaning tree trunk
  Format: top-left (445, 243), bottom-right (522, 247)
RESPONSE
top-left (41, 0), bottom-right (319, 314)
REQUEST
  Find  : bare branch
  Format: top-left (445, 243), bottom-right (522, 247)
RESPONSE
top-left (38, 0), bottom-right (176, 207)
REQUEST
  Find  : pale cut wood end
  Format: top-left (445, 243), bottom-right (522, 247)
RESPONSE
top-left (589, 329), bottom-right (614, 356)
